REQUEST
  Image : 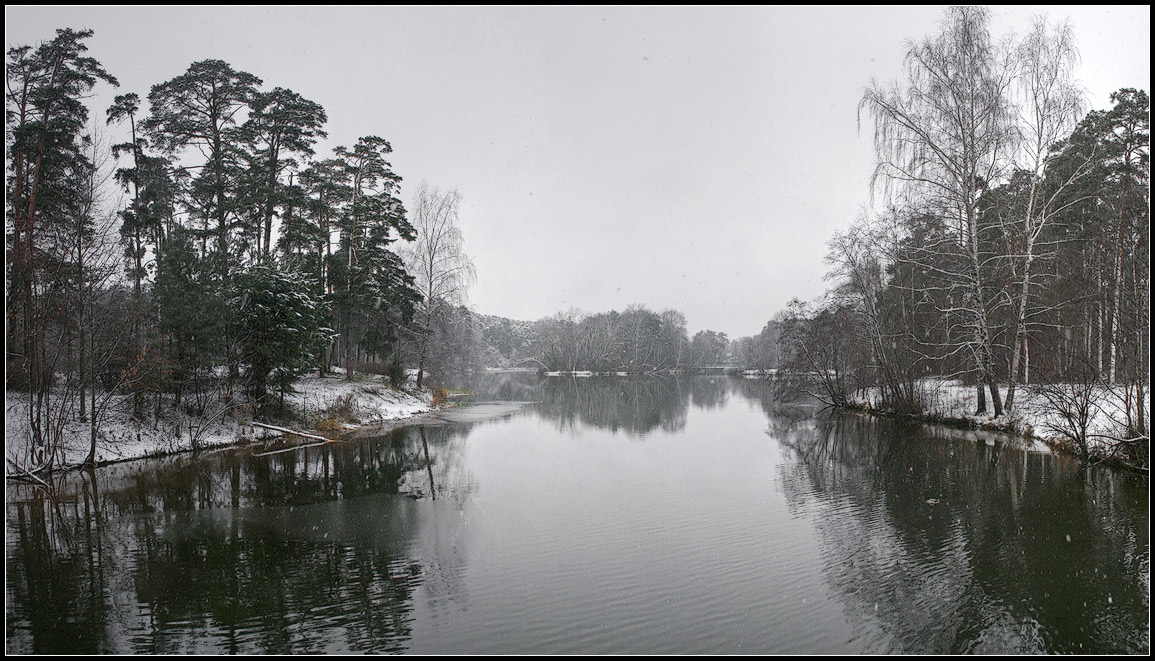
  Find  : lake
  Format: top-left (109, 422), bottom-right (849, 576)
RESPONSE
top-left (5, 374), bottom-right (1150, 653)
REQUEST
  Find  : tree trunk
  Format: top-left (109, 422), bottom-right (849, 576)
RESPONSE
top-left (130, 113), bottom-right (145, 417)
top-left (1108, 195), bottom-right (1128, 384)
top-left (344, 177), bottom-right (359, 381)
top-left (1137, 382), bottom-right (1146, 437)
top-left (86, 313), bottom-right (98, 466)
top-left (262, 150), bottom-right (278, 260)
top-left (78, 218), bottom-right (87, 421)
top-left (344, 308), bottom-right (353, 381)
top-left (416, 341), bottom-right (427, 389)
top-left (988, 379), bottom-right (1003, 418)
top-left (1096, 263), bottom-right (1104, 374)
top-left (1005, 241), bottom-right (1035, 413)
top-left (1023, 334), bottom-right (1029, 385)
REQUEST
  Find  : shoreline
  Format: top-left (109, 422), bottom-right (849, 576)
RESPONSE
top-left (8, 373), bottom-right (1147, 477)
top-left (5, 372), bottom-right (436, 478)
top-left (839, 383), bottom-right (1150, 474)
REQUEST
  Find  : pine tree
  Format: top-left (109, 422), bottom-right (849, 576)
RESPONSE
top-left (231, 264), bottom-right (331, 413)
top-left (7, 28), bottom-right (118, 394)
top-left (239, 87), bottom-right (328, 261)
top-left (329, 136), bottom-right (419, 379)
top-left (154, 227), bottom-right (228, 413)
top-left (142, 59), bottom-right (261, 279)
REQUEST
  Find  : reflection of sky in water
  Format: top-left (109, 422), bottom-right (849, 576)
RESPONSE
top-left (6, 376), bottom-right (1150, 654)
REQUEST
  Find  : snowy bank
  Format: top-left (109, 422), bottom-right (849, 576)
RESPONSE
top-left (5, 371), bottom-right (433, 472)
top-left (847, 378), bottom-right (1149, 460)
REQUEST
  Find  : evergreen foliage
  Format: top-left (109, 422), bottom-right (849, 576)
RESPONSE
top-left (231, 264), bottom-right (332, 412)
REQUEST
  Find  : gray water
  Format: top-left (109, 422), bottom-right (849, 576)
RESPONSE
top-left (5, 375), bottom-right (1150, 653)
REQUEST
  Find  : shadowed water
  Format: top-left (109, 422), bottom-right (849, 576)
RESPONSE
top-left (6, 375), bottom-right (1149, 653)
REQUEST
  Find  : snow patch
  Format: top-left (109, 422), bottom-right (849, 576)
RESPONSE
top-left (848, 378), bottom-right (1149, 454)
top-left (6, 374), bottom-right (432, 471)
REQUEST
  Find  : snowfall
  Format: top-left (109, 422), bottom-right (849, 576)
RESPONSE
top-left (5, 369), bottom-right (434, 473)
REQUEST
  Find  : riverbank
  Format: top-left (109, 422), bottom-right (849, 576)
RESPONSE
top-left (5, 370), bottom-right (434, 473)
top-left (846, 378), bottom-right (1149, 468)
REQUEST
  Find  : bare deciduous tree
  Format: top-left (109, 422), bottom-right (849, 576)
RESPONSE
top-left (860, 6), bottom-right (1017, 416)
top-left (1001, 16), bottom-right (1088, 413)
top-left (404, 183), bottom-right (476, 388)
top-left (826, 212), bottom-right (927, 412)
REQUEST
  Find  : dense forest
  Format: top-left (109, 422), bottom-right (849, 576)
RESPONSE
top-left (754, 10), bottom-right (1148, 468)
top-left (6, 29), bottom-right (473, 465)
top-left (6, 9), bottom-right (1150, 473)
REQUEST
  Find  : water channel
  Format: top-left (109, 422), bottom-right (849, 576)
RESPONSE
top-left (5, 374), bottom-right (1150, 653)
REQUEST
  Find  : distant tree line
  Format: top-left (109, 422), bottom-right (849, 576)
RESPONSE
top-left (390, 304), bottom-right (741, 376)
top-left (510, 306), bottom-right (745, 374)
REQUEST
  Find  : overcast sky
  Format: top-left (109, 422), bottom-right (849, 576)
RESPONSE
top-left (6, 6), bottom-right (1150, 337)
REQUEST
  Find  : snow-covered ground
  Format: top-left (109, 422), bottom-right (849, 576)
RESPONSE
top-left (285, 372), bottom-right (433, 426)
top-left (849, 378), bottom-right (1149, 455)
top-left (5, 369), bottom-right (433, 471)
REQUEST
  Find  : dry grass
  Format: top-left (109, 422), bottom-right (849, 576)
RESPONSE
top-left (322, 393), bottom-right (360, 423)
top-left (316, 417), bottom-right (347, 433)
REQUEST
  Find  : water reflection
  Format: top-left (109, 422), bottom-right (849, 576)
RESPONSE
top-left (6, 422), bottom-right (479, 654)
top-left (7, 470), bottom-right (113, 653)
top-left (462, 372), bottom-right (740, 436)
top-left (772, 411), bottom-right (1150, 654)
top-left (6, 376), bottom-right (1150, 654)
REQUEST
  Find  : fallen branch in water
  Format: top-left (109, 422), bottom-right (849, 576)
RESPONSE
top-left (6, 457), bottom-right (50, 487)
top-left (251, 421), bottom-right (334, 442)
top-left (252, 441), bottom-right (330, 457)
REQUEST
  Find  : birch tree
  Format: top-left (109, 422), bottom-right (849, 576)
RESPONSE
top-left (404, 183), bottom-right (476, 388)
top-left (1001, 16), bottom-right (1087, 412)
top-left (860, 6), bottom-right (1017, 416)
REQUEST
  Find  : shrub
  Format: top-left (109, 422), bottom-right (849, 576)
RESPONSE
top-left (386, 354), bottom-right (407, 388)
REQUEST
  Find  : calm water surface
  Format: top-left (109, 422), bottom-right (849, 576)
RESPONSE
top-left (5, 375), bottom-right (1150, 653)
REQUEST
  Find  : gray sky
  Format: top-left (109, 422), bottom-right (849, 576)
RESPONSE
top-left (5, 6), bottom-right (1150, 337)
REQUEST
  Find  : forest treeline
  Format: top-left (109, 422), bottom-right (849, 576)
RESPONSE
top-left (419, 305), bottom-right (734, 375)
top-left (6, 29), bottom-right (479, 466)
top-left (766, 9), bottom-right (1149, 466)
top-left (5, 11), bottom-right (1149, 471)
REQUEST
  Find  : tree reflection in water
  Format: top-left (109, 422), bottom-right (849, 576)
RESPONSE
top-left (463, 371), bottom-right (738, 437)
top-left (6, 376), bottom-right (1148, 654)
top-left (6, 421), bottom-right (479, 654)
top-left (771, 411), bottom-right (1150, 654)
